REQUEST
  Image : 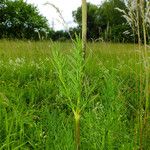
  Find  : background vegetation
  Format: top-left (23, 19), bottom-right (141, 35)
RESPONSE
top-left (0, 40), bottom-right (149, 149)
top-left (0, 0), bottom-right (148, 42)
top-left (0, 0), bottom-right (150, 149)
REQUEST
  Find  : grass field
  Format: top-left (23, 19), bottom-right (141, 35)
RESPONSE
top-left (0, 40), bottom-right (149, 149)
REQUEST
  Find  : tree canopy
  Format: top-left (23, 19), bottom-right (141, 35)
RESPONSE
top-left (0, 0), bottom-right (51, 40)
top-left (0, 0), bottom-right (147, 43)
top-left (72, 0), bottom-right (133, 42)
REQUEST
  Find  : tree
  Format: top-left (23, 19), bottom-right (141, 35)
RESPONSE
top-left (0, 0), bottom-right (51, 40)
top-left (101, 0), bottom-right (127, 26)
top-left (72, 0), bottom-right (129, 42)
top-left (52, 30), bottom-right (69, 41)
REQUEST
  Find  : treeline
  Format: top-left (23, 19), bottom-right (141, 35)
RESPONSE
top-left (0, 0), bottom-right (51, 40)
top-left (0, 0), bottom-right (147, 42)
top-left (72, 0), bottom-right (133, 43)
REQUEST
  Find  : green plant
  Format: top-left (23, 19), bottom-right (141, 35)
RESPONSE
top-left (117, 1), bottom-right (150, 149)
top-left (0, 39), bottom-right (149, 149)
top-left (52, 38), bottom-right (97, 150)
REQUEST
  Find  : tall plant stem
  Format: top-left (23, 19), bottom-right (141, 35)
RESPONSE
top-left (82, 0), bottom-right (87, 60)
top-left (74, 110), bottom-right (80, 150)
top-left (73, 1), bottom-right (87, 150)
top-left (141, 0), bottom-right (149, 123)
top-left (137, 1), bottom-right (143, 149)
top-left (139, 0), bottom-right (149, 149)
top-left (136, 0), bottom-right (141, 47)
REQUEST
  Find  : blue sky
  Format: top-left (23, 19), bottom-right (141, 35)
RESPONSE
top-left (26, 0), bottom-right (103, 30)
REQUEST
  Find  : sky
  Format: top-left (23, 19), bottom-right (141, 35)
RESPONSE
top-left (26, 0), bottom-right (103, 30)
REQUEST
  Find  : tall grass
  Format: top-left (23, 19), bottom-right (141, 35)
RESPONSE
top-left (117, 1), bottom-right (150, 149)
top-left (0, 39), bottom-right (149, 149)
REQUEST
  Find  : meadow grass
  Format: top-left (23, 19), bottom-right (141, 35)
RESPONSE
top-left (0, 40), bottom-right (149, 149)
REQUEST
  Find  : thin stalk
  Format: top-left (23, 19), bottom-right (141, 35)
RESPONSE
top-left (82, 0), bottom-right (87, 60)
top-left (74, 110), bottom-right (80, 150)
top-left (136, 0), bottom-right (141, 47)
top-left (141, 0), bottom-right (149, 124)
top-left (137, 1), bottom-right (143, 149)
top-left (139, 0), bottom-right (149, 149)
top-left (139, 1), bottom-right (145, 149)
top-left (73, 1), bottom-right (87, 149)
top-left (139, 49), bottom-right (144, 150)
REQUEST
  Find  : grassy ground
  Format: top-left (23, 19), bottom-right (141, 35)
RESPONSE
top-left (0, 40), bottom-right (149, 149)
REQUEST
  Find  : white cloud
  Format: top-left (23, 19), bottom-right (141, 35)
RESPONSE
top-left (26, 0), bottom-right (102, 30)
